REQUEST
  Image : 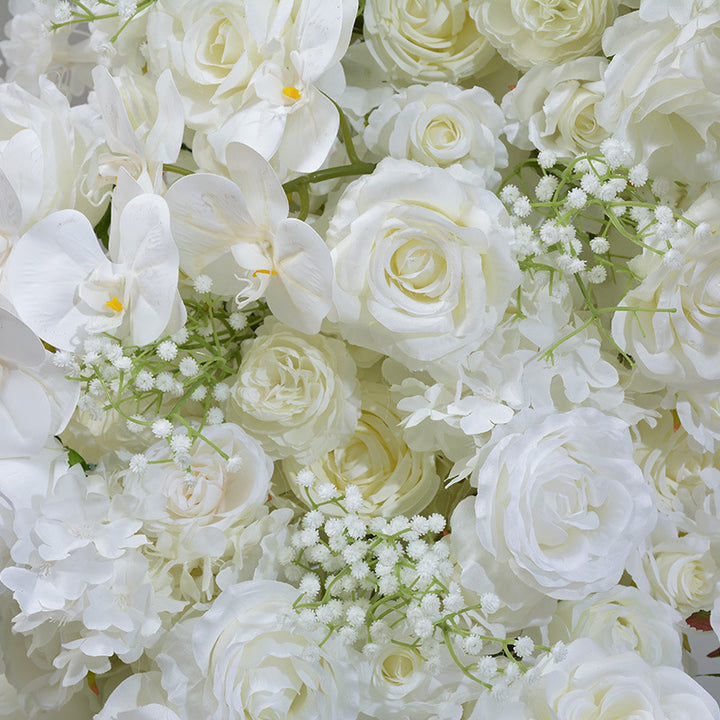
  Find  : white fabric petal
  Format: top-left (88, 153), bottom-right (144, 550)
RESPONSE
top-left (5, 210), bottom-right (108, 350)
top-left (165, 173), bottom-right (257, 293)
top-left (0, 367), bottom-right (51, 458)
top-left (226, 142), bottom-right (289, 230)
top-left (265, 218), bottom-right (333, 334)
top-left (0, 307), bottom-right (44, 366)
top-left (23, 354), bottom-right (80, 436)
top-left (0, 129), bottom-right (44, 232)
top-left (117, 195), bottom-right (180, 346)
top-left (278, 89), bottom-right (338, 172)
top-left (92, 66), bottom-right (144, 159)
top-left (145, 70), bottom-right (185, 165)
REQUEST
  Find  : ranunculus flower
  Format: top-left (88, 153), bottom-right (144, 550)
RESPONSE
top-left (364, 82), bottom-right (507, 186)
top-left (227, 319), bottom-right (361, 464)
top-left (282, 381), bottom-right (440, 517)
top-left (502, 57), bottom-right (609, 159)
top-left (470, 407), bottom-right (655, 600)
top-left (470, 0), bottom-right (620, 71)
top-left (363, 0), bottom-right (495, 84)
top-left (155, 580), bottom-right (362, 720)
top-left (329, 159), bottom-right (520, 372)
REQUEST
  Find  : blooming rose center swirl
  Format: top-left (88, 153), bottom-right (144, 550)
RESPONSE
top-left (194, 11), bottom-right (246, 78)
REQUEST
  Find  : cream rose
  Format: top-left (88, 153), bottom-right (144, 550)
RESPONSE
top-left (227, 319), bottom-right (361, 464)
top-left (470, 0), bottom-right (620, 71)
top-left (627, 517), bottom-right (720, 615)
top-left (597, 3), bottom-right (720, 184)
top-left (363, 0), bottom-right (495, 84)
top-left (471, 408), bottom-right (655, 600)
top-left (548, 586), bottom-right (683, 667)
top-left (611, 196), bottom-right (720, 391)
top-left (364, 82), bottom-right (507, 186)
top-left (155, 580), bottom-right (361, 720)
top-left (328, 159), bottom-right (520, 372)
top-left (522, 640), bottom-right (720, 720)
top-left (282, 382), bottom-right (440, 517)
top-left (502, 57), bottom-right (609, 159)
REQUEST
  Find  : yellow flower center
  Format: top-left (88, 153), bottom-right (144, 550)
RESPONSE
top-left (282, 86), bottom-right (301, 101)
top-left (106, 296), bottom-right (123, 312)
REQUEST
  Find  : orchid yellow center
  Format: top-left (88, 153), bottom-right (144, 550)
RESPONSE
top-left (106, 296), bottom-right (123, 312)
top-left (252, 269), bottom-right (278, 277)
top-left (282, 86), bottom-right (301, 101)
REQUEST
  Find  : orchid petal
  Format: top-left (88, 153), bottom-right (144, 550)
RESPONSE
top-left (265, 217), bottom-right (333, 334)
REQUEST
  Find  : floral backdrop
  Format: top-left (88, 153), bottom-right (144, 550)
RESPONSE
top-left (1, 1), bottom-right (720, 719)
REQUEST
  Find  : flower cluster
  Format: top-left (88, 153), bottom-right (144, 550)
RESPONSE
top-left (1, 1), bottom-right (720, 720)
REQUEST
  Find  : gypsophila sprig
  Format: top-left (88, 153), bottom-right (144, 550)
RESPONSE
top-left (290, 486), bottom-right (551, 689)
top-left (501, 146), bottom-right (696, 363)
top-left (66, 294), bottom-right (270, 465)
top-left (49, 0), bottom-right (157, 41)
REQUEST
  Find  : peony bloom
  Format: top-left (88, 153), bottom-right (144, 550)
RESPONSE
top-left (226, 319), bottom-right (361, 464)
top-left (470, 0), bottom-right (620, 71)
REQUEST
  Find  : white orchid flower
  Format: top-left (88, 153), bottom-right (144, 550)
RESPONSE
top-left (5, 193), bottom-right (183, 351)
top-left (92, 66), bottom-right (185, 192)
top-left (165, 143), bottom-right (332, 335)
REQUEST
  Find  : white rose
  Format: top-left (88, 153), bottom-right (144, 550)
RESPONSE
top-left (597, 3), bottom-right (720, 183)
top-left (611, 196), bottom-right (720, 391)
top-left (676, 389), bottom-right (720, 454)
top-left (549, 586), bottom-right (683, 667)
top-left (362, 638), bottom-right (478, 720)
top-left (627, 516), bottom-right (720, 615)
top-left (364, 82), bottom-right (507, 186)
top-left (124, 423), bottom-right (272, 545)
top-left (523, 639), bottom-right (720, 720)
top-left (363, 0), bottom-right (495, 84)
top-left (470, 408), bottom-right (655, 600)
top-left (470, 0), bottom-right (620, 71)
top-left (634, 410), bottom-right (720, 516)
top-left (502, 57), bottom-right (609, 159)
top-left (227, 319), bottom-right (361, 464)
top-left (329, 159), bottom-right (520, 372)
top-left (282, 381), bottom-right (440, 517)
top-left (155, 580), bottom-right (361, 720)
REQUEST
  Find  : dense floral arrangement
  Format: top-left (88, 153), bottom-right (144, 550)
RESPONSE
top-left (2, 0), bottom-right (720, 718)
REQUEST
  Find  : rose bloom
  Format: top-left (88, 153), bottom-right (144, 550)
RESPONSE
top-left (364, 82), bottom-right (507, 187)
top-left (363, 0), bottom-right (496, 84)
top-left (155, 580), bottom-right (361, 720)
top-left (502, 57), bottom-right (609, 159)
top-left (521, 640), bottom-right (720, 720)
top-left (612, 192), bottom-right (720, 391)
top-left (469, 0), bottom-right (620, 71)
top-left (470, 408), bottom-right (655, 600)
top-left (226, 319), bottom-right (361, 464)
top-left (548, 585), bottom-right (683, 668)
top-left (328, 159), bottom-right (520, 373)
top-left (597, 2), bottom-right (720, 184)
top-left (282, 382), bottom-right (440, 517)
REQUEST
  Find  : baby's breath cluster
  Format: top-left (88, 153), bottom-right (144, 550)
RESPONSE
top-left (50, 0), bottom-right (155, 37)
top-left (65, 290), bottom-right (268, 465)
top-left (286, 475), bottom-right (555, 689)
top-left (501, 139), bottom-right (697, 362)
